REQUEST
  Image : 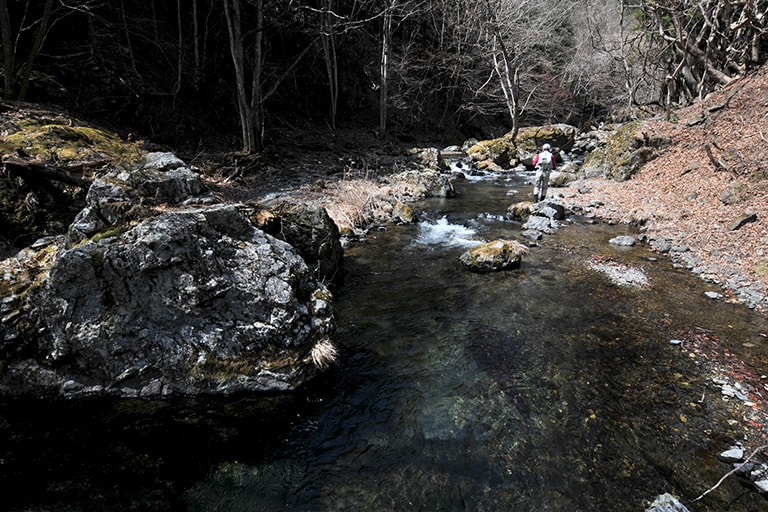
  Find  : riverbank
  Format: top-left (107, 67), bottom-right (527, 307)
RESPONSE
top-left (558, 69), bottom-right (768, 314)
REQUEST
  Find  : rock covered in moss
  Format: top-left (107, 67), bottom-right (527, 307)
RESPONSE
top-left (465, 124), bottom-right (578, 169)
top-left (507, 201), bottom-right (533, 220)
top-left (459, 239), bottom-right (528, 272)
top-left (580, 121), bottom-right (671, 181)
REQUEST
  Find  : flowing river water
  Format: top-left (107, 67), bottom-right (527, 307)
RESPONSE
top-left (3, 175), bottom-right (768, 511)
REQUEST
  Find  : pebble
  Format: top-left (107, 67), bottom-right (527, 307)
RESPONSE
top-left (609, 235), bottom-right (636, 246)
top-left (718, 447), bottom-right (745, 462)
top-left (721, 383), bottom-right (749, 401)
top-left (704, 291), bottom-right (722, 299)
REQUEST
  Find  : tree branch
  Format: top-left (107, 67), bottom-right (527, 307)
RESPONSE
top-left (692, 444), bottom-right (768, 503)
top-left (2, 156), bottom-right (104, 188)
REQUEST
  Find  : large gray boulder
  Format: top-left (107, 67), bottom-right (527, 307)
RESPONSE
top-left (67, 152), bottom-right (208, 246)
top-left (385, 169), bottom-right (456, 198)
top-left (2, 204), bottom-right (335, 398)
top-left (253, 201), bottom-right (344, 286)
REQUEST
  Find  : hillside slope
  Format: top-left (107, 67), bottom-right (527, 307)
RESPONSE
top-left (564, 66), bottom-right (768, 312)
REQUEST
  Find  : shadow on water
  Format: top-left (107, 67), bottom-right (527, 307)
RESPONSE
top-left (2, 178), bottom-right (768, 511)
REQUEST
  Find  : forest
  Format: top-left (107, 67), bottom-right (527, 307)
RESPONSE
top-left (2, 0), bottom-right (768, 152)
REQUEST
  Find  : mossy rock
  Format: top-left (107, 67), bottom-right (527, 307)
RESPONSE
top-left (581, 122), bottom-right (671, 182)
top-left (514, 124), bottom-right (578, 154)
top-left (1, 123), bottom-right (127, 163)
top-left (466, 124), bottom-right (578, 168)
top-left (0, 111), bottom-right (142, 167)
top-left (506, 201), bottom-right (533, 220)
top-left (459, 239), bottom-right (528, 272)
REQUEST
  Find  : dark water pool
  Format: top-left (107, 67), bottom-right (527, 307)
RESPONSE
top-left (2, 178), bottom-right (768, 511)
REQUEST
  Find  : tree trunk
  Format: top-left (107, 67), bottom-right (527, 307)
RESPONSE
top-left (223, 0), bottom-right (256, 153)
top-left (119, 0), bottom-right (138, 77)
top-left (0, 0), bottom-right (14, 100)
top-left (379, 0), bottom-right (394, 136)
top-left (192, 0), bottom-right (200, 87)
top-left (250, 0), bottom-right (264, 151)
top-left (17, 0), bottom-right (54, 101)
top-left (485, 0), bottom-right (519, 139)
top-left (321, 0), bottom-right (339, 130)
top-left (173, 0), bottom-right (183, 97)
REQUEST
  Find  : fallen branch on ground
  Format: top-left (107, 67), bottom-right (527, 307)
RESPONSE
top-left (691, 444), bottom-right (768, 503)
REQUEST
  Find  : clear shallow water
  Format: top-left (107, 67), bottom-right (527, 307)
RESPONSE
top-left (3, 178), bottom-right (768, 511)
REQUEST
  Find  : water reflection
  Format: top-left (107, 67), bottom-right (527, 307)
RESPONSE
top-left (2, 179), bottom-right (768, 511)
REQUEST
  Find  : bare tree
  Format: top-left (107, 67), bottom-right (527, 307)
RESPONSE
top-left (633, 0), bottom-right (768, 116)
top-left (564, 0), bottom-right (665, 121)
top-left (222, 0), bottom-right (263, 153)
top-left (467, 0), bottom-right (574, 135)
top-left (320, 0), bottom-right (340, 130)
top-left (0, 0), bottom-right (57, 101)
top-left (0, 0), bottom-right (14, 99)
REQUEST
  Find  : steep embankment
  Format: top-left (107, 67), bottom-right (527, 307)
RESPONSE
top-left (564, 66), bottom-right (768, 312)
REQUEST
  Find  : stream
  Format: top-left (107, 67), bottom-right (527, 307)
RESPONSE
top-left (3, 176), bottom-right (768, 511)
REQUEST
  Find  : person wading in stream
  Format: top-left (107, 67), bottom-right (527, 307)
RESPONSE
top-left (532, 143), bottom-right (556, 202)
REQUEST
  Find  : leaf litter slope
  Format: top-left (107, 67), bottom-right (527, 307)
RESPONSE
top-left (564, 66), bottom-right (768, 312)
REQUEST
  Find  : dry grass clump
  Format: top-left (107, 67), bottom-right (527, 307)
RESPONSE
top-left (311, 338), bottom-right (338, 370)
top-left (323, 179), bottom-right (393, 235)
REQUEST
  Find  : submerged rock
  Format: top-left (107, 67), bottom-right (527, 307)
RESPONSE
top-left (609, 235), bottom-right (636, 246)
top-left (588, 257), bottom-right (649, 288)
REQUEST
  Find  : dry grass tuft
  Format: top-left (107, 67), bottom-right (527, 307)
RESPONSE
top-left (323, 179), bottom-right (393, 235)
top-left (311, 338), bottom-right (338, 370)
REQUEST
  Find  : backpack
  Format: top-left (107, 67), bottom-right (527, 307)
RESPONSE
top-left (536, 151), bottom-right (553, 171)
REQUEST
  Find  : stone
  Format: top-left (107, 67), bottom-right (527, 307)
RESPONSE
top-left (385, 169), bottom-right (455, 198)
top-left (588, 259), bottom-right (649, 288)
top-left (645, 493), bottom-right (689, 512)
top-left (720, 182), bottom-right (744, 205)
top-left (507, 201), bottom-right (532, 220)
top-left (392, 201), bottom-right (416, 224)
top-left (66, 152), bottom-right (206, 245)
top-left (3, 204), bottom-right (336, 398)
top-left (522, 215), bottom-right (555, 234)
top-left (522, 229), bottom-right (543, 241)
top-left (609, 235), bottom-right (636, 246)
top-left (410, 147), bottom-right (448, 170)
top-left (459, 239), bottom-right (528, 272)
top-left (256, 201), bottom-right (344, 285)
top-left (718, 447), bottom-right (745, 462)
top-left (530, 201), bottom-right (566, 220)
top-left (729, 211), bottom-right (757, 231)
